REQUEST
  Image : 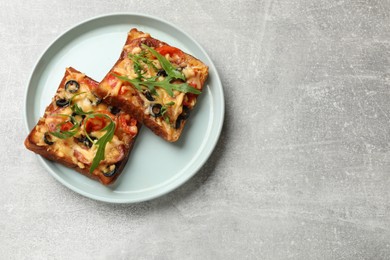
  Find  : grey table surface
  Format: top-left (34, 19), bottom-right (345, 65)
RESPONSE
top-left (2, 0), bottom-right (390, 259)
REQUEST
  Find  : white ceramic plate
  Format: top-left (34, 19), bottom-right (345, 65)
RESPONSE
top-left (24, 13), bottom-right (224, 203)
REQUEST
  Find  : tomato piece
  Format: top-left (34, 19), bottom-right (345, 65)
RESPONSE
top-left (106, 74), bottom-right (118, 88)
top-left (118, 114), bottom-right (138, 136)
top-left (119, 85), bottom-right (130, 95)
top-left (85, 116), bottom-right (108, 132)
top-left (189, 81), bottom-right (200, 90)
top-left (60, 121), bottom-right (74, 131)
top-left (156, 45), bottom-right (184, 59)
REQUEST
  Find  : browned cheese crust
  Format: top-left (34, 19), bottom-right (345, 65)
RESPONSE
top-left (95, 28), bottom-right (209, 142)
top-left (24, 67), bottom-right (140, 185)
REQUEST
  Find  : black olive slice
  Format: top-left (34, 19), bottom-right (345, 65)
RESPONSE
top-left (110, 106), bottom-right (121, 115)
top-left (56, 98), bottom-right (69, 107)
top-left (150, 104), bottom-right (162, 117)
top-left (156, 69), bottom-right (167, 77)
top-left (181, 106), bottom-right (191, 120)
top-left (65, 80), bottom-right (80, 93)
top-left (95, 97), bottom-right (102, 105)
top-left (89, 94), bottom-right (102, 106)
top-left (102, 165), bottom-right (117, 177)
top-left (68, 116), bottom-right (77, 125)
top-left (83, 138), bottom-right (93, 148)
top-left (76, 135), bottom-right (96, 148)
top-left (143, 91), bottom-right (155, 101)
top-left (175, 106), bottom-right (191, 129)
top-left (43, 132), bottom-right (54, 145)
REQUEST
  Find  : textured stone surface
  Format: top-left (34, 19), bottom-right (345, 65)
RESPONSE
top-left (2, 0), bottom-right (390, 259)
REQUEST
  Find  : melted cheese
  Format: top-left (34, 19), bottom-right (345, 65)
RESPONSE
top-left (131, 47), bottom-right (141, 54)
top-left (36, 70), bottom-right (135, 175)
top-left (182, 67), bottom-right (195, 78)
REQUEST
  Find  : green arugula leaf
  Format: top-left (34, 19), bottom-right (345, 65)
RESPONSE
top-left (113, 45), bottom-right (201, 98)
top-left (172, 84), bottom-right (201, 95)
top-left (114, 74), bottom-right (143, 92)
top-left (49, 114), bottom-right (79, 139)
top-left (88, 114), bottom-right (116, 173)
top-left (160, 106), bottom-right (167, 116)
top-left (72, 103), bottom-right (93, 116)
top-left (50, 130), bottom-right (77, 139)
top-left (69, 91), bottom-right (87, 104)
top-left (128, 55), bottom-right (144, 79)
top-left (128, 51), bottom-right (159, 80)
top-left (48, 101), bottom-right (117, 174)
top-left (114, 74), bottom-right (201, 97)
top-left (160, 102), bottom-right (176, 125)
top-left (142, 44), bottom-right (185, 81)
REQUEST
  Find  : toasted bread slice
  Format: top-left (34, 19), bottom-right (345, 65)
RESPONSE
top-left (25, 67), bottom-right (140, 185)
top-left (95, 28), bottom-right (209, 142)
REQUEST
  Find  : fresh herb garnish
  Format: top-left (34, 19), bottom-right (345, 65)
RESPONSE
top-left (116, 44), bottom-right (201, 98)
top-left (72, 103), bottom-right (93, 116)
top-left (114, 74), bottom-right (201, 97)
top-left (128, 54), bottom-right (145, 80)
top-left (128, 50), bottom-right (158, 79)
top-left (86, 114), bottom-right (116, 173)
top-left (160, 102), bottom-right (175, 124)
top-left (142, 44), bottom-right (185, 81)
top-left (49, 114), bottom-right (80, 139)
top-left (69, 91), bottom-right (86, 104)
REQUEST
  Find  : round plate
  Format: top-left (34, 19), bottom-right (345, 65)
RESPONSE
top-left (24, 13), bottom-right (224, 203)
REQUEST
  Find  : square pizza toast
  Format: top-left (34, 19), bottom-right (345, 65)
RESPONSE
top-left (95, 28), bottom-right (209, 142)
top-left (24, 67), bottom-right (140, 185)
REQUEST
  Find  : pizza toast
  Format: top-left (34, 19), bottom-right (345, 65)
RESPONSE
top-left (95, 28), bottom-right (209, 142)
top-left (24, 67), bottom-right (140, 185)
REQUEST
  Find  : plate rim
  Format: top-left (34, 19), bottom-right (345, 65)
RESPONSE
top-left (23, 12), bottom-right (225, 203)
